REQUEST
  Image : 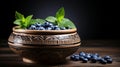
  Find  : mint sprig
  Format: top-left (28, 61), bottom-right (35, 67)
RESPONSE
top-left (45, 7), bottom-right (76, 29)
top-left (14, 7), bottom-right (76, 29)
top-left (14, 11), bottom-right (33, 29)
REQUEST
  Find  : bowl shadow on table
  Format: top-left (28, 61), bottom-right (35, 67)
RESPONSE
top-left (22, 59), bottom-right (69, 66)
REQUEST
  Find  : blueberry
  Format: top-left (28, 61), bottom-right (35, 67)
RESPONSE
top-left (46, 27), bottom-right (52, 30)
top-left (54, 25), bottom-right (59, 28)
top-left (51, 26), bottom-right (55, 30)
top-left (44, 22), bottom-right (50, 25)
top-left (79, 52), bottom-right (86, 56)
top-left (43, 22), bottom-right (52, 27)
top-left (36, 27), bottom-right (40, 30)
top-left (103, 56), bottom-right (111, 60)
top-left (100, 58), bottom-right (107, 64)
top-left (79, 56), bottom-right (85, 60)
top-left (35, 23), bottom-right (41, 27)
top-left (29, 25), bottom-right (36, 30)
top-left (74, 54), bottom-right (80, 57)
top-left (94, 53), bottom-right (99, 57)
top-left (90, 54), bottom-right (100, 63)
top-left (49, 22), bottom-right (54, 27)
top-left (42, 22), bottom-right (47, 27)
top-left (55, 27), bottom-right (60, 30)
top-left (70, 55), bottom-right (75, 60)
top-left (82, 58), bottom-right (88, 63)
top-left (71, 54), bottom-right (80, 61)
top-left (38, 27), bottom-right (45, 30)
top-left (52, 25), bottom-right (60, 30)
top-left (97, 56), bottom-right (102, 61)
top-left (106, 58), bottom-right (113, 63)
top-left (91, 57), bottom-right (98, 63)
top-left (74, 56), bottom-right (80, 61)
top-left (85, 54), bottom-right (91, 60)
top-left (91, 54), bottom-right (98, 59)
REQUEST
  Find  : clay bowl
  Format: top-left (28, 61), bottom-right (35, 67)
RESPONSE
top-left (8, 26), bottom-right (81, 64)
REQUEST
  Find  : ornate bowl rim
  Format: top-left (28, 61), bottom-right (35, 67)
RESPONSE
top-left (13, 26), bottom-right (77, 34)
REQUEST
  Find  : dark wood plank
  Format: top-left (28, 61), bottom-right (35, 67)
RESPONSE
top-left (0, 47), bottom-right (120, 67)
top-left (0, 40), bottom-right (120, 67)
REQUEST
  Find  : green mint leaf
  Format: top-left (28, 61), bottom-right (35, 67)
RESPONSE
top-left (13, 19), bottom-right (21, 26)
top-left (30, 19), bottom-right (46, 24)
top-left (56, 7), bottom-right (65, 22)
top-left (15, 11), bottom-right (26, 28)
top-left (14, 11), bottom-right (33, 28)
top-left (21, 16), bottom-right (25, 23)
top-left (59, 18), bottom-right (76, 29)
top-left (15, 11), bottom-right (25, 19)
top-left (45, 16), bottom-right (57, 22)
top-left (13, 19), bottom-right (25, 28)
top-left (25, 15), bottom-right (33, 27)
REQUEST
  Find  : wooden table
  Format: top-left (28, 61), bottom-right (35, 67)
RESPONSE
top-left (0, 40), bottom-right (120, 67)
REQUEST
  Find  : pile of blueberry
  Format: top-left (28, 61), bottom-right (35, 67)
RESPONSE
top-left (28, 22), bottom-right (69, 30)
top-left (70, 52), bottom-right (113, 64)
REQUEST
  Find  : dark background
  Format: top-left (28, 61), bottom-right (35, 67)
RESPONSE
top-left (0, 0), bottom-right (119, 40)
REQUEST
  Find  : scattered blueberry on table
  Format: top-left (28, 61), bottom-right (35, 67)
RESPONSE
top-left (70, 52), bottom-right (113, 64)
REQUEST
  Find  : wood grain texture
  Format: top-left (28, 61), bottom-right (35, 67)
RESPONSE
top-left (0, 40), bottom-right (120, 67)
top-left (0, 47), bottom-right (120, 67)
